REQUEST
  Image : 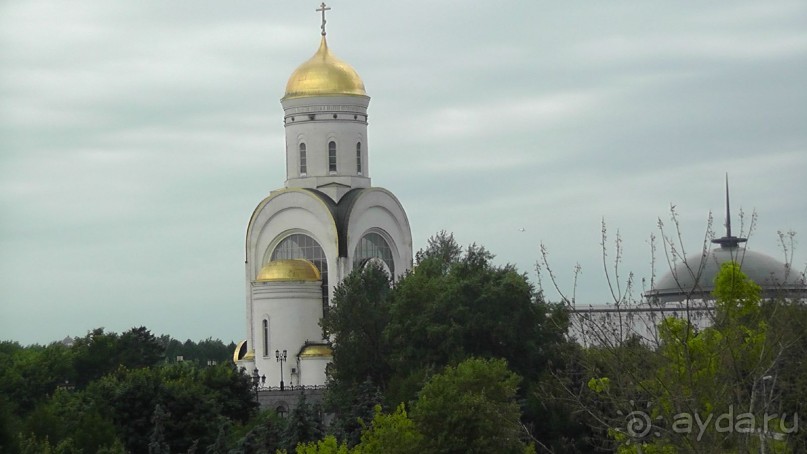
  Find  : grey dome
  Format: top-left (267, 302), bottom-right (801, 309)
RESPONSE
top-left (647, 246), bottom-right (805, 303)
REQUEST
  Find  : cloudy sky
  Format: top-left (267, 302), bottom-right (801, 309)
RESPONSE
top-left (2, 1), bottom-right (805, 346)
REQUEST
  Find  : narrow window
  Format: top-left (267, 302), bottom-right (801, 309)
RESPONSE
top-left (328, 141), bottom-right (337, 172)
top-left (299, 143), bottom-right (307, 175)
top-left (356, 142), bottom-right (362, 174)
top-left (262, 319), bottom-right (269, 356)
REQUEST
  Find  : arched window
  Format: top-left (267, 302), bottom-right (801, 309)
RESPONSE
top-left (299, 143), bottom-right (307, 175)
top-left (271, 233), bottom-right (329, 312)
top-left (328, 141), bottom-right (337, 172)
top-left (262, 319), bottom-right (269, 357)
top-left (353, 232), bottom-right (395, 277)
top-left (356, 142), bottom-right (362, 174)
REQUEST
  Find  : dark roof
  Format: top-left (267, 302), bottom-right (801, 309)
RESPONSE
top-left (646, 246), bottom-right (806, 302)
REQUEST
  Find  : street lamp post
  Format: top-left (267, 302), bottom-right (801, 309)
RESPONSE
top-left (251, 368), bottom-right (260, 402)
top-left (275, 349), bottom-right (287, 390)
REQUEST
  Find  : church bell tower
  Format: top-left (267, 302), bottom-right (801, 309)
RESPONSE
top-left (282, 32), bottom-right (371, 203)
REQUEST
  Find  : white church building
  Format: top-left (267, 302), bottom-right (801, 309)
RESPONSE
top-left (233, 6), bottom-right (413, 391)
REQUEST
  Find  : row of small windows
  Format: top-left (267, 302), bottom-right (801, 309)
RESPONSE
top-left (288, 114), bottom-right (366, 122)
top-left (298, 142), bottom-right (363, 175)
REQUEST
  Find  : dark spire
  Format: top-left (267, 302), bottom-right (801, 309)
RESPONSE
top-left (725, 174), bottom-right (732, 238)
top-left (711, 174), bottom-right (747, 249)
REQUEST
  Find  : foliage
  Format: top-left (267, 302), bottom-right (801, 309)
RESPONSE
top-left (321, 262), bottom-right (392, 389)
top-left (0, 327), bottom-right (256, 454)
top-left (148, 404), bottom-right (171, 454)
top-left (160, 336), bottom-right (235, 365)
top-left (410, 357), bottom-right (530, 454)
top-left (385, 232), bottom-right (566, 403)
top-left (282, 391), bottom-right (325, 452)
top-left (319, 232), bottom-right (569, 450)
top-left (561, 261), bottom-right (799, 452)
top-left (764, 299), bottom-right (807, 451)
top-left (227, 409), bottom-right (286, 454)
top-left (0, 341), bottom-right (74, 415)
top-left (72, 327), bottom-right (164, 388)
top-left (296, 403), bottom-right (421, 454)
top-left (295, 435), bottom-right (350, 454)
top-left (324, 378), bottom-right (383, 448)
top-left (354, 404), bottom-right (422, 454)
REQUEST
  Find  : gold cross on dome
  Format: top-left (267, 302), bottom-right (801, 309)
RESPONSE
top-left (316, 2), bottom-right (331, 36)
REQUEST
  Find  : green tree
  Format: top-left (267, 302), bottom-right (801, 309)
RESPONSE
top-left (578, 262), bottom-right (794, 453)
top-left (410, 357), bottom-right (530, 454)
top-left (764, 299), bottom-right (807, 451)
top-left (320, 263), bottom-right (393, 447)
top-left (325, 377), bottom-right (384, 447)
top-left (0, 394), bottom-right (20, 452)
top-left (21, 387), bottom-right (122, 453)
top-left (117, 326), bottom-right (164, 368)
top-left (72, 328), bottom-right (122, 388)
top-left (85, 362), bottom-right (256, 453)
top-left (355, 404), bottom-right (422, 454)
top-left (321, 262), bottom-right (392, 388)
top-left (0, 341), bottom-right (75, 415)
top-left (282, 391), bottom-right (324, 452)
top-left (385, 234), bottom-right (566, 403)
top-left (149, 404), bottom-right (171, 454)
top-left (295, 435), bottom-right (350, 454)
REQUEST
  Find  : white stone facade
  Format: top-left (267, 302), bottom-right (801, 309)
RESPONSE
top-left (250, 281), bottom-right (323, 387)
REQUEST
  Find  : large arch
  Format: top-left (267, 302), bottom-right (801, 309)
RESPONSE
top-left (267, 232), bottom-right (330, 311)
top-left (353, 229), bottom-right (396, 277)
top-left (342, 188), bottom-right (413, 279)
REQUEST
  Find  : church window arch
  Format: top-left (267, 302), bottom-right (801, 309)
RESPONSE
top-left (356, 142), bottom-right (362, 175)
top-left (328, 141), bottom-right (337, 173)
top-left (299, 143), bottom-right (307, 176)
top-left (270, 233), bottom-right (329, 311)
top-left (353, 232), bottom-right (395, 277)
top-left (262, 318), bottom-right (269, 357)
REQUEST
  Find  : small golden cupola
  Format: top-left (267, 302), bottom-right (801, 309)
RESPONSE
top-left (256, 259), bottom-right (321, 282)
top-left (283, 36), bottom-right (366, 100)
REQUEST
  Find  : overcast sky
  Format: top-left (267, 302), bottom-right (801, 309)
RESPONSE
top-left (2, 1), bottom-right (805, 346)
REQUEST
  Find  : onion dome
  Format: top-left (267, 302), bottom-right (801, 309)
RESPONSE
top-left (256, 259), bottom-right (321, 282)
top-left (299, 344), bottom-right (333, 358)
top-left (283, 37), bottom-right (366, 100)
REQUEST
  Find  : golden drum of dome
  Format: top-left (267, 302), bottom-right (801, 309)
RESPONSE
top-left (299, 344), bottom-right (333, 358)
top-left (256, 259), bottom-right (321, 282)
top-left (283, 37), bottom-right (366, 100)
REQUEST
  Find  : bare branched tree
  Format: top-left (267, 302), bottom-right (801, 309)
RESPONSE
top-left (536, 206), bottom-right (806, 453)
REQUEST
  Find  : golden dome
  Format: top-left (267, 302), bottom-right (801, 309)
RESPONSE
top-left (283, 37), bottom-right (366, 100)
top-left (299, 344), bottom-right (333, 358)
top-left (256, 259), bottom-right (321, 282)
top-left (233, 340), bottom-right (248, 363)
